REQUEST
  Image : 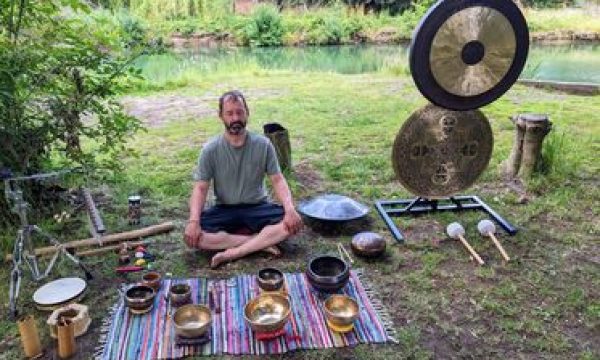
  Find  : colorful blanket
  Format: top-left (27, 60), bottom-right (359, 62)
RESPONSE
top-left (96, 270), bottom-right (397, 359)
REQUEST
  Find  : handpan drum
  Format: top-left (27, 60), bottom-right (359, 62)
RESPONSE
top-left (410, 0), bottom-right (529, 110)
top-left (392, 104), bottom-right (493, 198)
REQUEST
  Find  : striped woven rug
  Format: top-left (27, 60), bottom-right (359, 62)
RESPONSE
top-left (96, 270), bottom-right (397, 359)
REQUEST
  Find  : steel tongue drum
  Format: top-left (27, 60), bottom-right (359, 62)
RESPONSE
top-left (409, 0), bottom-right (529, 110)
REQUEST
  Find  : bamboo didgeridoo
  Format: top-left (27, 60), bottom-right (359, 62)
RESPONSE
top-left (5, 222), bottom-right (174, 261)
top-left (17, 315), bottom-right (43, 359)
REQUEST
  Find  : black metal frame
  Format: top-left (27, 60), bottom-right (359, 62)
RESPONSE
top-left (375, 195), bottom-right (517, 243)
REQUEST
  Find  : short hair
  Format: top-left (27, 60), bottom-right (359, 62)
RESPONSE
top-left (218, 90), bottom-right (249, 116)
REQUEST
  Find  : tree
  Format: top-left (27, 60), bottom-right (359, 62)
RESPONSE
top-left (0, 0), bottom-right (143, 177)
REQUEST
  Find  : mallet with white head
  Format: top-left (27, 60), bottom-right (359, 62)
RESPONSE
top-left (477, 219), bottom-right (510, 261)
top-left (446, 222), bottom-right (485, 265)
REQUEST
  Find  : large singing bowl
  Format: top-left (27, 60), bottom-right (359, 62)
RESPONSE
top-left (173, 304), bottom-right (212, 338)
top-left (306, 255), bottom-right (350, 292)
top-left (244, 293), bottom-right (291, 333)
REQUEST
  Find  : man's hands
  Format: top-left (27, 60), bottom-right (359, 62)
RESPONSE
top-left (282, 207), bottom-right (303, 235)
top-left (184, 220), bottom-right (203, 249)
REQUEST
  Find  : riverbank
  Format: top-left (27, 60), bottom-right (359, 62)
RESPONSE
top-left (149, 6), bottom-right (600, 48)
top-left (167, 29), bottom-right (600, 48)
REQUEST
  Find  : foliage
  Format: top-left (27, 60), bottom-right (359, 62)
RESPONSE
top-left (0, 0), bottom-right (143, 179)
top-left (241, 4), bottom-right (284, 47)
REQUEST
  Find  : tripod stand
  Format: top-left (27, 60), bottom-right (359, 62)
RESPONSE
top-left (4, 170), bottom-right (93, 319)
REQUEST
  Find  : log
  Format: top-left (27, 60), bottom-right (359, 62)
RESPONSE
top-left (264, 123), bottom-right (292, 172)
top-left (5, 222), bottom-right (175, 261)
top-left (502, 114), bottom-right (552, 179)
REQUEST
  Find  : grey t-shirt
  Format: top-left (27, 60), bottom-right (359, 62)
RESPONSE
top-left (192, 132), bottom-right (281, 205)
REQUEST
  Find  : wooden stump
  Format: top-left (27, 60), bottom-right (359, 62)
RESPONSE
top-left (264, 123), bottom-right (292, 172)
top-left (503, 114), bottom-right (552, 178)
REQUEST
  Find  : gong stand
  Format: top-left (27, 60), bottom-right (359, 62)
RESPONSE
top-left (375, 196), bottom-right (517, 243)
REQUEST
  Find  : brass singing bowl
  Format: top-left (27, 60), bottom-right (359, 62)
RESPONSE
top-left (125, 285), bottom-right (156, 314)
top-left (141, 271), bottom-right (162, 291)
top-left (257, 267), bottom-right (284, 292)
top-left (244, 293), bottom-right (291, 333)
top-left (169, 284), bottom-right (191, 306)
top-left (173, 304), bottom-right (212, 338)
top-left (323, 295), bottom-right (359, 329)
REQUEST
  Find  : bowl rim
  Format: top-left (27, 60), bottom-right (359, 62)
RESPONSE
top-left (169, 283), bottom-right (191, 295)
top-left (307, 255), bottom-right (349, 281)
top-left (257, 267), bottom-right (284, 282)
top-left (173, 304), bottom-right (212, 329)
top-left (125, 284), bottom-right (155, 301)
top-left (243, 293), bottom-right (291, 326)
top-left (142, 271), bottom-right (161, 281)
top-left (323, 294), bottom-right (359, 319)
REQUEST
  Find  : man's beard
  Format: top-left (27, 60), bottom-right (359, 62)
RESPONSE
top-left (226, 121), bottom-right (246, 135)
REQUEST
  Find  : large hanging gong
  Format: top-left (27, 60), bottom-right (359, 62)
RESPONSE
top-left (410, 0), bottom-right (529, 110)
top-left (392, 104), bottom-right (493, 197)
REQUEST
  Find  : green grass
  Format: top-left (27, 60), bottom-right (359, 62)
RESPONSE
top-left (0, 69), bottom-right (599, 359)
top-left (526, 7), bottom-right (600, 33)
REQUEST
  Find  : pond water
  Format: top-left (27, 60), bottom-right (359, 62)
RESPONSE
top-left (137, 43), bottom-right (600, 84)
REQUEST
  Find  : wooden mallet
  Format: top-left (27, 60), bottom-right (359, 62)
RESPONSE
top-left (477, 219), bottom-right (510, 261)
top-left (446, 222), bottom-right (485, 265)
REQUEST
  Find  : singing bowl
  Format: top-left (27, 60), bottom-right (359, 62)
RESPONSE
top-left (173, 304), bottom-right (212, 338)
top-left (323, 295), bottom-right (359, 331)
top-left (169, 284), bottom-right (192, 306)
top-left (141, 271), bottom-right (161, 291)
top-left (125, 285), bottom-right (156, 314)
top-left (244, 293), bottom-right (291, 333)
top-left (351, 232), bottom-right (386, 258)
top-left (257, 268), bottom-right (284, 292)
top-left (306, 255), bottom-right (350, 292)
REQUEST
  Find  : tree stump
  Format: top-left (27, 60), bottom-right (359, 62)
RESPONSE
top-left (503, 114), bottom-right (552, 178)
top-left (263, 123), bottom-right (292, 172)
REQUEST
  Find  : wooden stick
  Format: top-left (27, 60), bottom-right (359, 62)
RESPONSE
top-left (74, 240), bottom-right (152, 258)
top-left (211, 286), bottom-right (221, 313)
top-left (457, 235), bottom-right (485, 266)
top-left (337, 242), bottom-right (354, 264)
top-left (488, 233), bottom-right (510, 261)
top-left (5, 222), bottom-right (175, 261)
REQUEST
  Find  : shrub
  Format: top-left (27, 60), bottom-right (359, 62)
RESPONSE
top-left (242, 4), bottom-right (284, 47)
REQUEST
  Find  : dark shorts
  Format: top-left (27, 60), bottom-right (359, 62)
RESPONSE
top-left (200, 202), bottom-right (284, 234)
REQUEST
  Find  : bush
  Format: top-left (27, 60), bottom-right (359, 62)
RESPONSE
top-left (242, 5), bottom-right (284, 47)
top-left (0, 1), bottom-right (143, 179)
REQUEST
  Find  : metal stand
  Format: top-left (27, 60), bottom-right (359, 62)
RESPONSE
top-left (4, 170), bottom-right (93, 319)
top-left (375, 195), bottom-right (518, 243)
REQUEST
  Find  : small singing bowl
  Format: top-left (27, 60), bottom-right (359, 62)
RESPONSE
top-left (244, 293), bottom-right (291, 333)
top-left (141, 271), bottom-right (161, 291)
top-left (323, 295), bottom-right (359, 332)
top-left (351, 232), bottom-right (386, 258)
top-left (169, 284), bottom-right (192, 306)
top-left (257, 267), bottom-right (284, 292)
top-left (173, 304), bottom-right (212, 338)
top-left (125, 285), bottom-right (156, 314)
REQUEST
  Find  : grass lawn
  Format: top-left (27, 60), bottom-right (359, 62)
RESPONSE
top-left (0, 69), bottom-right (598, 359)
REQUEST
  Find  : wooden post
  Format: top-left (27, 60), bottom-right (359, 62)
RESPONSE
top-left (264, 123), bottom-right (292, 172)
top-left (503, 114), bottom-right (552, 179)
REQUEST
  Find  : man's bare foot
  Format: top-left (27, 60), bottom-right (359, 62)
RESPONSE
top-left (262, 245), bottom-right (282, 257)
top-left (210, 248), bottom-right (238, 269)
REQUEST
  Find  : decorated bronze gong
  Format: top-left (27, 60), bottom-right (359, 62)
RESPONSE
top-left (392, 104), bottom-right (493, 198)
top-left (409, 0), bottom-right (529, 110)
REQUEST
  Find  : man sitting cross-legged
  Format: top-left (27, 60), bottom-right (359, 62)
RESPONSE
top-left (184, 90), bottom-right (303, 268)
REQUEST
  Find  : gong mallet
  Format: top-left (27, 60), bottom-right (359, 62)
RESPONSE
top-left (446, 222), bottom-right (485, 266)
top-left (477, 220), bottom-right (510, 261)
